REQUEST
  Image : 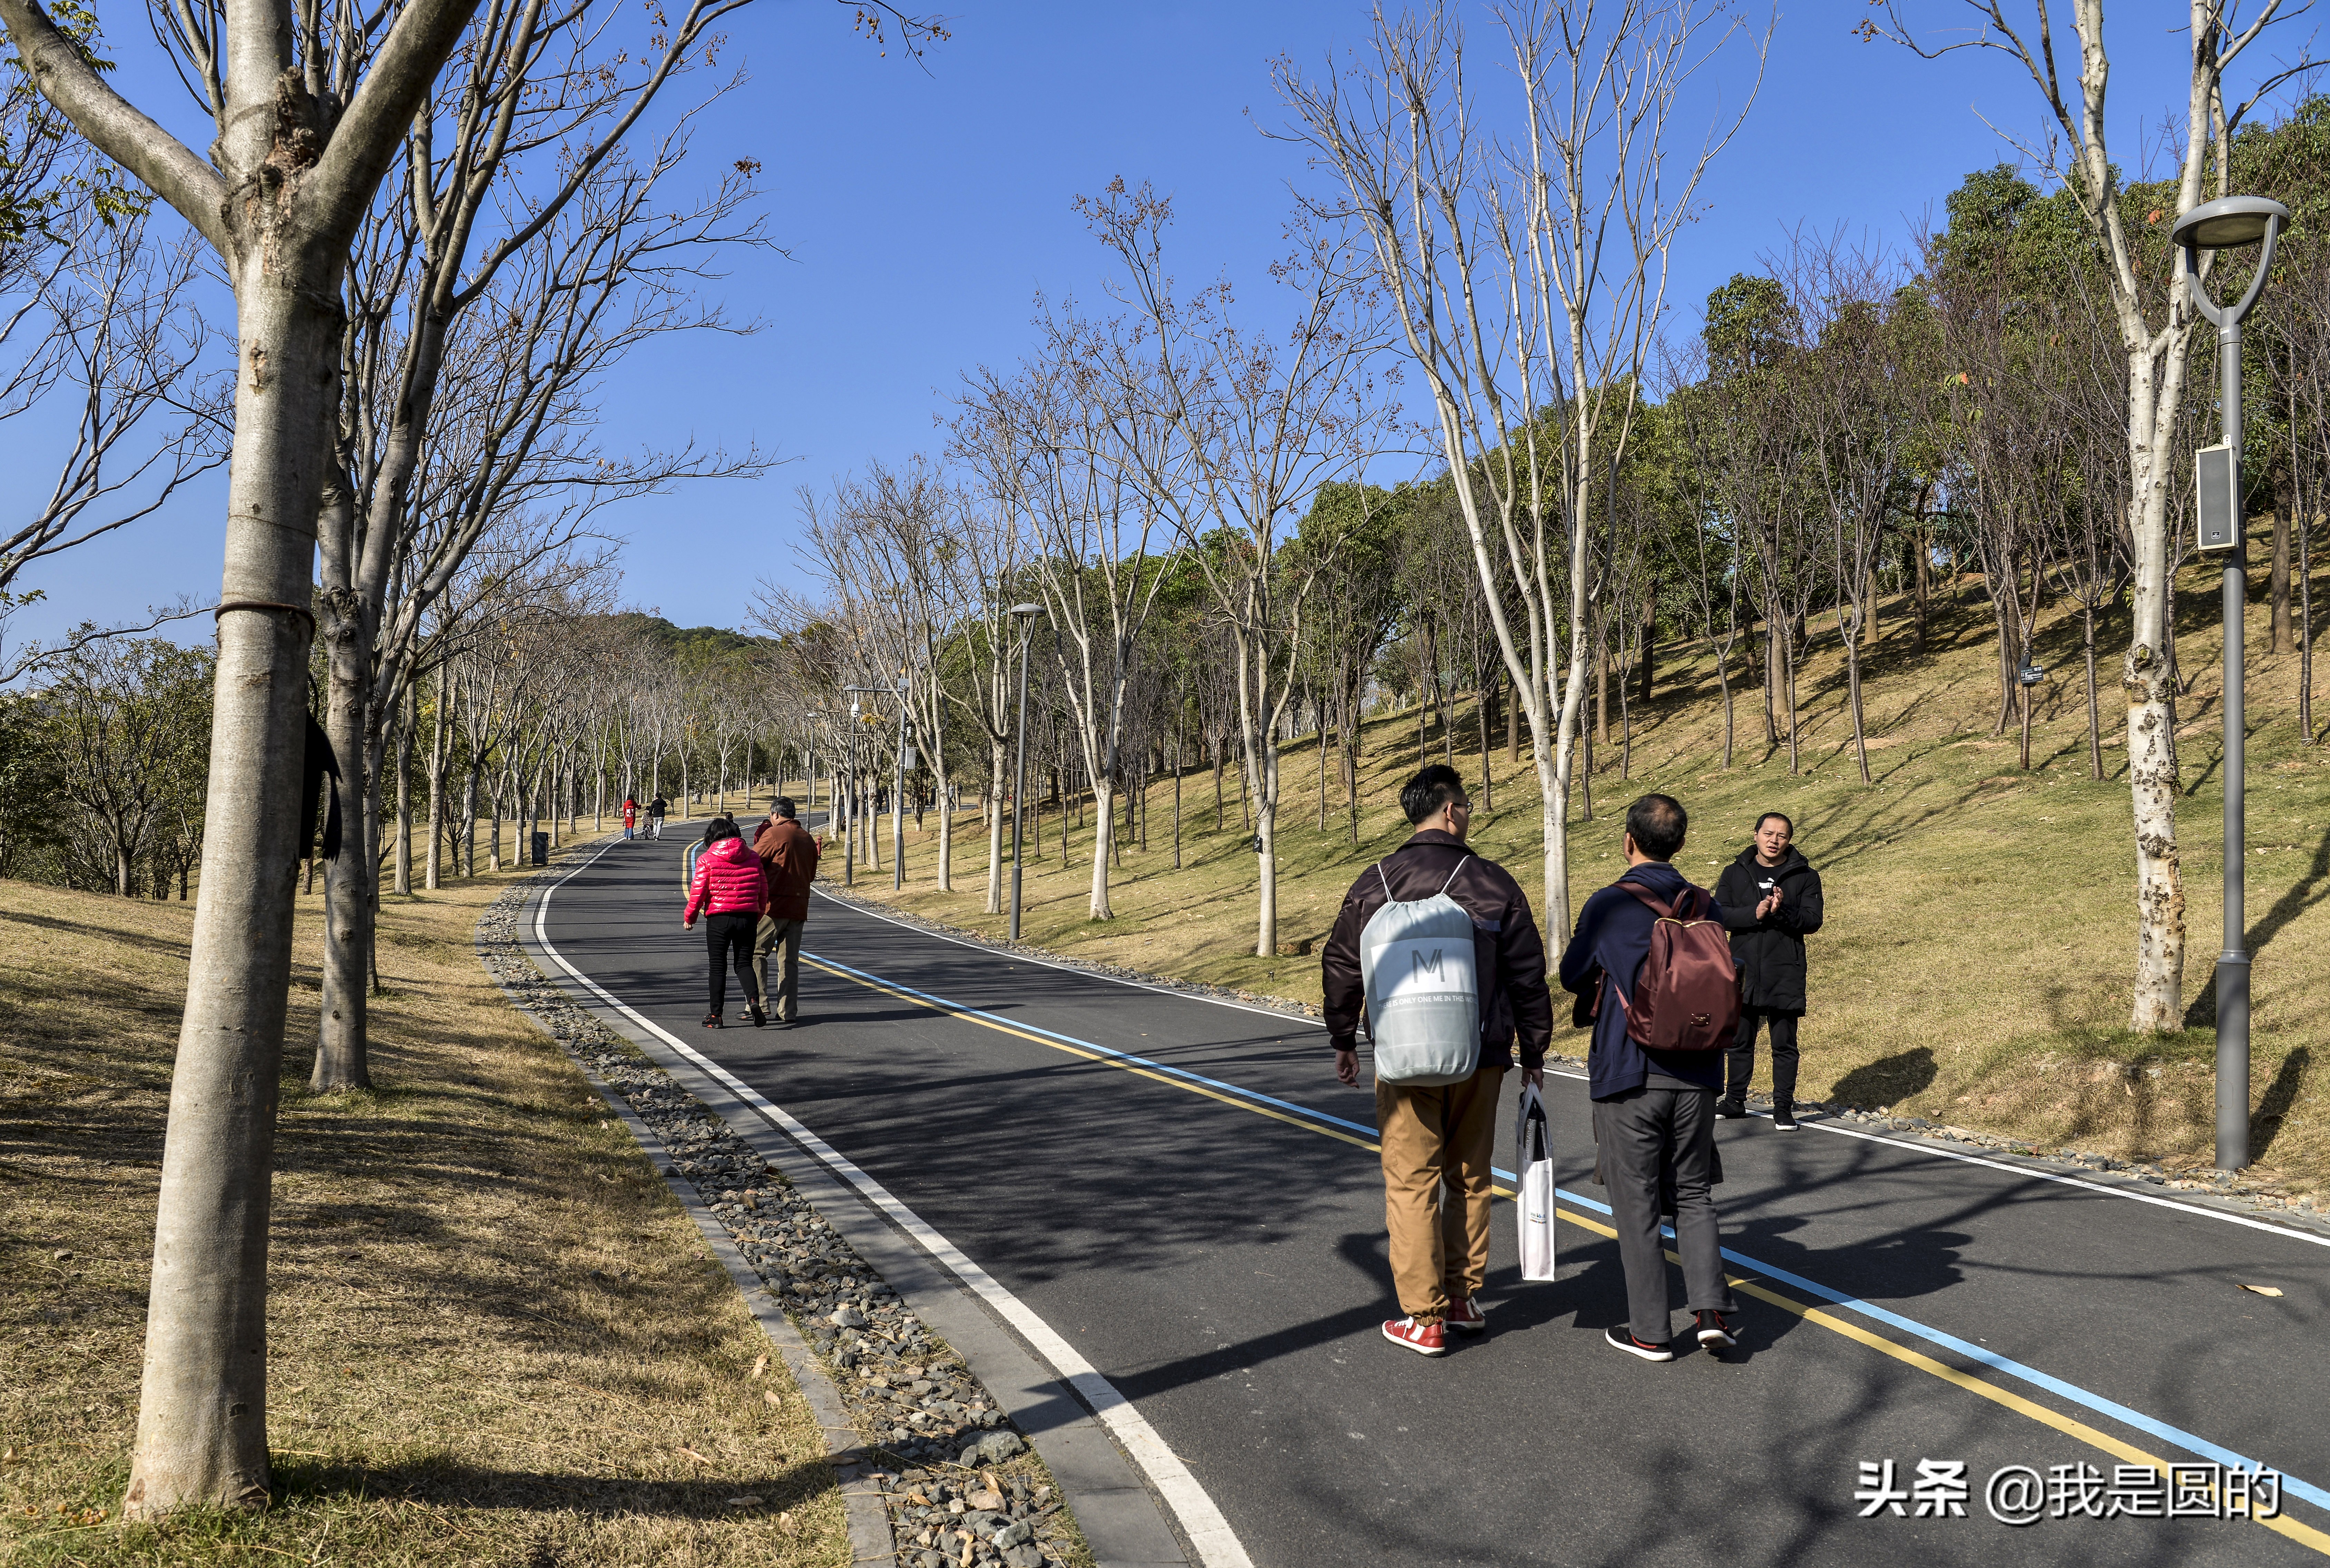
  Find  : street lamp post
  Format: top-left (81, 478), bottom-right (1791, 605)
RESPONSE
top-left (2173, 193), bottom-right (2290, 1174)
top-left (1007, 603), bottom-right (1042, 940)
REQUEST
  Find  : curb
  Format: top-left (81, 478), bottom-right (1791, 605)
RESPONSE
top-left (471, 859), bottom-right (897, 1566)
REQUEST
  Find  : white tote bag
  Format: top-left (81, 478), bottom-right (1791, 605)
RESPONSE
top-left (1515, 1082), bottom-right (1557, 1281)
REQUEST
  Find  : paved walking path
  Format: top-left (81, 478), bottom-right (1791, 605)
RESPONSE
top-left (534, 828), bottom-right (2330, 1567)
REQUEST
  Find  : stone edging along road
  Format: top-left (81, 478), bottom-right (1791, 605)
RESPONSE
top-left (475, 868), bottom-right (1091, 1568)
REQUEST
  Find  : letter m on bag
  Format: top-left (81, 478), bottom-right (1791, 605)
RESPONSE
top-left (1410, 948), bottom-right (1444, 982)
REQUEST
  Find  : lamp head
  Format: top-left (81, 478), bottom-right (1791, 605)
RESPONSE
top-left (2171, 194), bottom-right (2291, 250)
top-left (1008, 602), bottom-right (1042, 618)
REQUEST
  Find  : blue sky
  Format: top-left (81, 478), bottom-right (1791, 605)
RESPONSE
top-left (2, 0), bottom-right (2294, 653)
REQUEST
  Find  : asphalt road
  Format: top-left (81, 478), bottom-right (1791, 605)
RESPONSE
top-left (540, 825), bottom-right (2330, 1567)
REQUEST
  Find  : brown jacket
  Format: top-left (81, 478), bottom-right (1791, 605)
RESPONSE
top-left (753, 816), bottom-right (822, 921)
top-left (1320, 829), bottom-right (1554, 1071)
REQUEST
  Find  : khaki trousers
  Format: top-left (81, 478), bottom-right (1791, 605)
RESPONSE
top-left (755, 916), bottom-right (806, 1020)
top-left (1376, 1063), bottom-right (1508, 1321)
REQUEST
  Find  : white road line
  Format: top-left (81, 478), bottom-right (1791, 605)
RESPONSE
top-left (535, 842), bottom-right (1254, 1568)
top-left (821, 885), bottom-right (2330, 1253)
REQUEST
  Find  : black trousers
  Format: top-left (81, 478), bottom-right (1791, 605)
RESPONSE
top-left (1592, 1084), bottom-right (1736, 1343)
top-left (704, 912), bottom-right (757, 1017)
top-left (1726, 1008), bottom-right (1800, 1108)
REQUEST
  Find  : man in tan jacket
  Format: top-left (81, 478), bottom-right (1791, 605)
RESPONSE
top-left (752, 798), bottom-right (823, 1025)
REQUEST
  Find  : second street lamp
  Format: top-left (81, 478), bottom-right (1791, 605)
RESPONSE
top-left (2173, 192), bottom-right (2290, 1174)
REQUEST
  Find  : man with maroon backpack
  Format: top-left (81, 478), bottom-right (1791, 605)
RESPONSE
top-left (1558, 793), bottom-right (1742, 1362)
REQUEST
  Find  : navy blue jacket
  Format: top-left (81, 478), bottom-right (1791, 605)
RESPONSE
top-left (1558, 860), bottom-right (1724, 1100)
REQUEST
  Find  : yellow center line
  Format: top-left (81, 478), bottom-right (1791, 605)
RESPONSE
top-left (802, 953), bottom-right (2328, 1555)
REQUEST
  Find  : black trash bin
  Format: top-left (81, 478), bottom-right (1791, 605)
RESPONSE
top-left (530, 831), bottom-right (549, 866)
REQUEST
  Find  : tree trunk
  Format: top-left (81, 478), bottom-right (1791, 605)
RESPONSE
top-left (1717, 637), bottom-right (1735, 770)
top-left (1594, 615), bottom-right (1608, 745)
top-left (1913, 527), bottom-right (1929, 654)
top-left (2302, 507), bottom-right (2316, 744)
top-left (2084, 603), bottom-right (2104, 780)
top-left (984, 738), bottom-right (1005, 914)
top-left (124, 254), bottom-right (345, 1518)
top-left (1764, 614), bottom-right (1783, 746)
top-left (2272, 507), bottom-right (2292, 655)
top-left (393, 686), bottom-right (413, 896)
top-left (312, 527), bottom-right (376, 1094)
top-left (1173, 717), bottom-right (1185, 869)
top-left (1252, 741), bottom-right (1279, 958)
top-left (424, 669), bottom-right (446, 891)
top-left (1638, 588), bottom-right (1656, 704)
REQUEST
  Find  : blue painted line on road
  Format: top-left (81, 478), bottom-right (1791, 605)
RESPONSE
top-left (807, 943), bottom-right (2330, 1514)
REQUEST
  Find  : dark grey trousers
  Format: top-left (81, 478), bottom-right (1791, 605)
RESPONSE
top-left (1593, 1083), bottom-right (1737, 1344)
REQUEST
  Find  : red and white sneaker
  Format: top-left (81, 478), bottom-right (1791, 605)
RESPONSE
top-left (1381, 1316), bottom-right (1449, 1356)
top-left (1444, 1297), bottom-right (1488, 1334)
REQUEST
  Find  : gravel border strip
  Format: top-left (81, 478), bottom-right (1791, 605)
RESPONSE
top-left (471, 868), bottom-right (896, 1564)
top-left (474, 866), bottom-right (1090, 1568)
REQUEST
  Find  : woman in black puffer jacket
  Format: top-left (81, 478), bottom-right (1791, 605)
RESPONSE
top-left (1713, 812), bottom-right (1824, 1128)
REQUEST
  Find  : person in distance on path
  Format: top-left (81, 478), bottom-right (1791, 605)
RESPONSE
top-left (621, 795), bottom-right (638, 840)
top-left (683, 817), bottom-right (769, 1028)
top-left (1321, 764), bottom-right (1553, 1358)
top-left (647, 793), bottom-right (669, 840)
top-left (752, 797), bottom-right (823, 1027)
top-left (1713, 811), bottom-right (1824, 1131)
top-left (1559, 794), bottom-right (1741, 1363)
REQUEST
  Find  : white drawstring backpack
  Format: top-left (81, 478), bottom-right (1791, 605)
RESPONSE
top-left (1359, 856), bottom-right (1480, 1086)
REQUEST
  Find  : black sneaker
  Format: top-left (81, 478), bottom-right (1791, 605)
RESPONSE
top-left (1695, 1310), bottom-right (1738, 1350)
top-left (1771, 1105), bottom-right (1799, 1132)
top-left (747, 1001), bottom-right (767, 1028)
top-left (1604, 1325), bottom-right (1674, 1362)
top-left (1714, 1101), bottom-right (1751, 1120)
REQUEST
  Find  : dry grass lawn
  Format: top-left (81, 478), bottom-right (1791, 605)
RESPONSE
top-left (845, 559), bottom-right (2330, 1193)
top-left (0, 840), bottom-right (851, 1565)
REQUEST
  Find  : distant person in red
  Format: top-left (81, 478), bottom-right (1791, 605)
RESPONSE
top-left (621, 796), bottom-right (638, 840)
top-left (683, 817), bottom-right (768, 1028)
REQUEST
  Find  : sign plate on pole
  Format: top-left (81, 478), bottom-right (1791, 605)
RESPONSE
top-left (2196, 443), bottom-right (2239, 552)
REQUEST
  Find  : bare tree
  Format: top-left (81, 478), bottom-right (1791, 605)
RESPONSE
top-left (1083, 179), bottom-right (1390, 954)
top-left (1877, 0), bottom-right (2313, 1028)
top-left (310, 27), bottom-right (775, 1089)
top-left (1280, 0), bottom-right (1765, 938)
top-left (0, 0), bottom-right (506, 1513)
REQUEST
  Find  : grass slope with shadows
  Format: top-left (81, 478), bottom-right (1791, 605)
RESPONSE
top-left (844, 563), bottom-right (2330, 1197)
top-left (0, 844), bottom-right (852, 1566)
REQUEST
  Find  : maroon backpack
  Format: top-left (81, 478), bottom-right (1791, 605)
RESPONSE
top-left (1611, 884), bottom-right (1741, 1051)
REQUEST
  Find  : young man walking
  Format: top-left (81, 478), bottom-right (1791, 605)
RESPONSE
top-left (753, 798), bottom-right (822, 1026)
top-left (1714, 811), bottom-right (1824, 1129)
top-left (647, 794), bottom-right (669, 840)
top-left (1559, 794), bottom-right (1741, 1362)
top-left (1321, 764), bottom-right (1553, 1357)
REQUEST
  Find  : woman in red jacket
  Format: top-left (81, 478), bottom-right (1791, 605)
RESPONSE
top-left (683, 818), bottom-right (769, 1027)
